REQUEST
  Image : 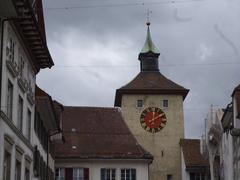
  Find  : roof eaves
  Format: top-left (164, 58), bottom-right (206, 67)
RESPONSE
top-left (114, 88), bottom-right (189, 107)
top-left (12, 0), bottom-right (54, 72)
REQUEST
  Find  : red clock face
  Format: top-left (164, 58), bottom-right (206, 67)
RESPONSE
top-left (140, 107), bottom-right (167, 133)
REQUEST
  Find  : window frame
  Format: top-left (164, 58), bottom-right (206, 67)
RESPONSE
top-left (26, 109), bottom-right (32, 140)
top-left (15, 160), bottom-right (21, 180)
top-left (73, 168), bottom-right (84, 180)
top-left (3, 150), bottom-right (11, 180)
top-left (17, 95), bottom-right (24, 132)
top-left (136, 100), bottom-right (143, 108)
top-left (101, 168), bottom-right (116, 180)
top-left (162, 99), bottom-right (169, 108)
top-left (7, 80), bottom-right (13, 120)
top-left (120, 168), bottom-right (136, 180)
top-left (55, 168), bottom-right (65, 180)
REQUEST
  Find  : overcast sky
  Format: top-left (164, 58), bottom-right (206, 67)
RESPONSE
top-left (38, 0), bottom-right (240, 138)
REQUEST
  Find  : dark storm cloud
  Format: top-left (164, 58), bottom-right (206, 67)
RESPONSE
top-left (38, 0), bottom-right (240, 138)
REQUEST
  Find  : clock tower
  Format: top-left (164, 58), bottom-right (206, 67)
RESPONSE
top-left (114, 23), bottom-right (189, 180)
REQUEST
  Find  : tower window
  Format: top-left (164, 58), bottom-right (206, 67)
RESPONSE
top-left (167, 174), bottom-right (172, 180)
top-left (136, 100), bottom-right (143, 108)
top-left (162, 100), bottom-right (168, 108)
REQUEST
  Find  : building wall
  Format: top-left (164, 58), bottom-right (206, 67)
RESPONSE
top-left (181, 150), bottom-right (189, 180)
top-left (233, 94), bottom-right (240, 180)
top-left (0, 21), bottom-right (35, 180)
top-left (56, 160), bottom-right (149, 180)
top-left (220, 132), bottom-right (233, 180)
top-left (121, 94), bottom-right (184, 180)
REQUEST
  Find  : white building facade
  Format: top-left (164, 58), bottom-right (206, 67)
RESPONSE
top-left (231, 85), bottom-right (240, 180)
top-left (55, 160), bottom-right (150, 180)
top-left (218, 84), bottom-right (240, 180)
top-left (0, 0), bottom-right (54, 180)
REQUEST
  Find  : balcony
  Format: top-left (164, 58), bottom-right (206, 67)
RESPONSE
top-left (6, 60), bottom-right (19, 78)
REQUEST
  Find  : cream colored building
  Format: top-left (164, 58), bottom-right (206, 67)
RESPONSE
top-left (114, 23), bottom-right (189, 180)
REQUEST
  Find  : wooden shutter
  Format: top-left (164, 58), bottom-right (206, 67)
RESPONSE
top-left (65, 168), bottom-right (73, 180)
top-left (84, 168), bottom-right (89, 180)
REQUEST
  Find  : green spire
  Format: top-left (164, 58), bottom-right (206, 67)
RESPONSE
top-left (140, 22), bottom-right (160, 54)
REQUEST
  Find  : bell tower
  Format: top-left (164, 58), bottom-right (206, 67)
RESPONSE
top-left (114, 23), bottom-right (189, 180)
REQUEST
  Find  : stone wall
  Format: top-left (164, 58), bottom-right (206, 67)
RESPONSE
top-left (121, 94), bottom-right (184, 180)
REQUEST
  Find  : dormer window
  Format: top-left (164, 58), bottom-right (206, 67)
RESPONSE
top-left (162, 100), bottom-right (169, 108)
top-left (137, 100), bottom-right (143, 108)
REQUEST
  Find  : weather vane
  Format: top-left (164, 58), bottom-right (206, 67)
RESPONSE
top-left (146, 9), bottom-right (152, 26)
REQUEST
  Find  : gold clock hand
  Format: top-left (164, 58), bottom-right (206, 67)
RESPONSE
top-left (151, 115), bottom-right (161, 122)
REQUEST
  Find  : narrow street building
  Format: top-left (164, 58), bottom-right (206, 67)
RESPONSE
top-left (114, 22), bottom-right (189, 180)
top-left (0, 0), bottom-right (55, 179)
top-left (180, 139), bottom-right (209, 180)
top-left (220, 84), bottom-right (240, 180)
top-left (54, 107), bottom-right (153, 180)
top-left (34, 86), bottom-right (63, 180)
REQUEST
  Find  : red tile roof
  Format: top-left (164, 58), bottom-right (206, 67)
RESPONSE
top-left (115, 71), bottom-right (189, 106)
top-left (54, 106), bottom-right (153, 160)
top-left (35, 86), bottom-right (49, 97)
top-left (180, 139), bottom-right (209, 167)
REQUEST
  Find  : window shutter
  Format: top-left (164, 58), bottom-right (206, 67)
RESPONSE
top-left (65, 168), bottom-right (73, 180)
top-left (84, 168), bottom-right (89, 180)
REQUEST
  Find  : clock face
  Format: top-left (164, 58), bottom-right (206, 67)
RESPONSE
top-left (140, 107), bottom-right (167, 133)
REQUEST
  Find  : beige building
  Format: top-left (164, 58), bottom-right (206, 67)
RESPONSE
top-left (114, 23), bottom-right (189, 180)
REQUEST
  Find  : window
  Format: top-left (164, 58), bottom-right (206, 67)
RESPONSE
top-left (25, 168), bottom-right (30, 180)
top-left (17, 96), bottom-right (23, 131)
top-left (55, 168), bottom-right (65, 180)
top-left (18, 55), bottom-right (25, 78)
top-left (162, 100), bottom-right (169, 108)
top-left (15, 160), bottom-right (21, 180)
top-left (121, 169), bottom-right (136, 180)
top-left (3, 151), bottom-right (11, 180)
top-left (26, 109), bottom-right (31, 140)
top-left (101, 169), bottom-right (116, 180)
top-left (7, 80), bottom-right (13, 120)
top-left (190, 173), bottom-right (206, 180)
top-left (136, 100), bottom-right (143, 108)
top-left (73, 168), bottom-right (84, 180)
top-left (167, 174), bottom-right (172, 180)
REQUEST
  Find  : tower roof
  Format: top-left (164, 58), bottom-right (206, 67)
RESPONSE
top-left (114, 22), bottom-right (189, 106)
top-left (114, 71), bottom-right (189, 106)
top-left (140, 23), bottom-right (160, 54)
